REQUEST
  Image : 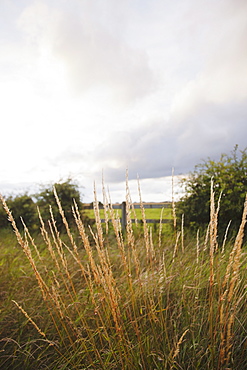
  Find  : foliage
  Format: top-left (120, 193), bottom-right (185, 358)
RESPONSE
top-left (35, 178), bottom-right (83, 231)
top-left (0, 193), bottom-right (36, 230)
top-left (0, 178), bottom-right (90, 232)
top-left (177, 145), bottom-right (247, 237)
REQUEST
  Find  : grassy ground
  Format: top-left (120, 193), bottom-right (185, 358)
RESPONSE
top-left (0, 193), bottom-right (246, 369)
top-left (83, 206), bottom-right (172, 221)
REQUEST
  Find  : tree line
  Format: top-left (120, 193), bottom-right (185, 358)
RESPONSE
top-left (0, 179), bottom-right (90, 232)
top-left (1, 146), bottom-right (247, 239)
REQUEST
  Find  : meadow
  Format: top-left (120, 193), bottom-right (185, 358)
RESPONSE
top-left (0, 185), bottom-right (246, 369)
top-left (83, 205), bottom-right (172, 222)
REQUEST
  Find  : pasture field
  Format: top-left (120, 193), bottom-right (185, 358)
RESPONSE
top-left (83, 205), bottom-right (172, 221)
top-left (0, 191), bottom-right (247, 370)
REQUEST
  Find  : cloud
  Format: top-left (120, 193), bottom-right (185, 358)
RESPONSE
top-left (53, 14), bottom-right (156, 102)
top-left (92, 97), bottom-right (247, 182)
top-left (86, 0), bottom-right (247, 182)
top-left (2, 0), bottom-right (247, 201)
top-left (17, 0), bottom-right (156, 104)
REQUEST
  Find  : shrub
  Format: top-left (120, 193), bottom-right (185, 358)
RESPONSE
top-left (177, 145), bottom-right (247, 239)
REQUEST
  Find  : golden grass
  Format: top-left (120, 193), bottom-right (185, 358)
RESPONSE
top-left (0, 179), bottom-right (247, 369)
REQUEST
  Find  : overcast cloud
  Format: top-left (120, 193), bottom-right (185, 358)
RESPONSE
top-left (0, 0), bottom-right (247, 201)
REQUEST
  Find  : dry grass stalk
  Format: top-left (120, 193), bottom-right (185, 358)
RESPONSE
top-left (45, 207), bottom-right (79, 302)
top-left (124, 174), bottom-right (151, 365)
top-left (137, 176), bottom-right (151, 264)
top-left (158, 207), bottom-right (164, 250)
top-left (102, 174), bottom-right (109, 234)
top-left (203, 223), bottom-right (210, 251)
top-left (125, 171), bottom-right (138, 227)
top-left (149, 227), bottom-right (156, 263)
top-left (125, 176), bottom-right (140, 278)
top-left (221, 220), bottom-right (232, 254)
top-left (72, 200), bottom-right (100, 283)
top-left (48, 209), bottom-right (66, 271)
top-left (181, 213), bottom-right (184, 253)
top-left (215, 190), bottom-right (222, 253)
top-left (39, 205), bottom-right (93, 344)
top-left (209, 181), bottom-right (220, 262)
top-left (50, 200), bottom-right (120, 356)
top-left (0, 195), bottom-right (50, 301)
top-left (86, 188), bottom-right (125, 340)
top-left (49, 212), bottom-right (88, 318)
top-left (172, 168), bottom-right (177, 230)
top-left (208, 180), bottom-right (219, 364)
top-left (0, 194), bottom-right (24, 248)
top-left (53, 186), bottom-right (78, 256)
top-left (219, 194), bottom-right (247, 368)
top-left (170, 329), bottom-right (189, 368)
top-left (12, 300), bottom-right (46, 338)
top-left (38, 207), bottom-right (58, 264)
top-left (1, 194), bottom-right (81, 349)
top-left (93, 182), bottom-right (104, 249)
top-left (89, 223), bottom-right (112, 286)
top-left (209, 180), bottom-right (222, 290)
top-left (173, 329), bottom-right (189, 359)
top-left (108, 198), bottom-right (130, 276)
top-left (49, 205), bottom-right (64, 253)
top-left (172, 231), bottom-right (181, 264)
top-left (196, 229), bottom-right (200, 264)
top-left (227, 196), bottom-right (247, 300)
top-left (21, 217), bottom-right (42, 261)
top-left (222, 194), bottom-right (247, 292)
top-left (161, 252), bottom-right (167, 281)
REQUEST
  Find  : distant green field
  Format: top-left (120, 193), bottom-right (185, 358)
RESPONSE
top-left (84, 207), bottom-right (172, 221)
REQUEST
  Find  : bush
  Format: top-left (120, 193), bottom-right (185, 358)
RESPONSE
top-left (0, 194), bottom-right (36, 230)
top-left (177, 145), bottom-right (247, 238)
top-left (0, 178), bottom-right (90, 233)
top-left (35, 178), bottom-right (84, 232)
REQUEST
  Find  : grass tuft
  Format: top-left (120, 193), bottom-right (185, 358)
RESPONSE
top-left (0, 182), bottom-right (247, 369)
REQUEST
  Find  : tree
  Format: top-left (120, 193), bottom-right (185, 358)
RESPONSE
top-left (35, 178), bottom-right (83, 231)
top-left (0, 193), bottom-right (36, 230)
top-left (177, 146), bottom-right (247, 238)
top-left (0, 179), bottom-right (92, 233)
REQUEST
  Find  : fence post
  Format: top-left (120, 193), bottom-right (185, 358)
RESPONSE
top-left (121, 201), bottom-right (127, 231)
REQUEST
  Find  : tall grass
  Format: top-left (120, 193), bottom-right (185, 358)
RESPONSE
top-left (0, 180), bottom-right (246, 369)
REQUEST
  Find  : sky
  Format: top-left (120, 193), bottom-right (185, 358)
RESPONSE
top-left (0, 0), bottom-right (247, 202)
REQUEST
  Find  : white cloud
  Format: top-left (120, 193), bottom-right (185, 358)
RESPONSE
top-left (53, 14), bottom-right (156, 102)
top-left (16, 0), bottom-right (156, 104)
top-left (93, 95), bottom-right (247, 182)
top-left (0, 0), bottom-right (247, 201)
